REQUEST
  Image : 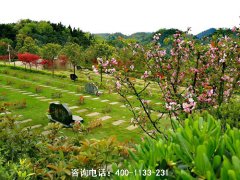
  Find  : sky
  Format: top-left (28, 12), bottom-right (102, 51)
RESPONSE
top-left (0, 0), bottom-right (239, 35)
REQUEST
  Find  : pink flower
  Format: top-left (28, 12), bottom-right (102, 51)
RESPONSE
top-left (158, 50), bottom-right (166, 57)
top-left (207, 89), bottom-right (214, 96)
top-left (182, 98), bottom-right (196, 113)
top-left (130, 65), bottom-right (134, 70)
top-left (237, 58), bottom-right (240, 64)
top-left (224, 89), bottom-right (230, 97)
top-left (221, 75), bottom-right (230, 81)
top-left (173, 33), bottom-right (180, 38)
top-left (167, 64), bottom-right (171, 70)
top-left (165, 102), bottom-right (179, 111)
top-left (116, 81), bottom-right (121, 90)
top-left (92, 65), bottom-right (99, 74)
top-left (106, 68), bottom-right (116, 74)
top-left (153, 33), bottom-right (161, 41)
top-left (102, 61), bottom-right (109, 67)
top-left (142, 71), bottom-right (149, 79)
top-left (177, 39), bottom-right (181, 43)
top-left (232, 26), bottom-right (237, 32)
top-left (110, 58), bottom-right (118, 65)
top-left (97, 57), bottom-right (103, 64)
top-left (135, 44), bottom-right (140, 48)
top-left (170, 49), bottom-right (176, 56)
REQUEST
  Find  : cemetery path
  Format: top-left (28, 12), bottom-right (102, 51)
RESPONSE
top-left (0, 84), bottom-right (140, 133)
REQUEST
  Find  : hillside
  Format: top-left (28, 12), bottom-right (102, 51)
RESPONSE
top-left (0, 19), bottom-right (94, 49)
top-left (94, 32), bottom-right (153, 45)
top-left (196, 28), bottom-right (216, 39)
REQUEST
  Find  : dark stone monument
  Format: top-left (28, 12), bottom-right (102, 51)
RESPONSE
top-left (47, 103), bottom-right (83, 127)
top-left (70, 74), bottom-right (78, 81)
top-left (85, 83), bottom-right (98, 95)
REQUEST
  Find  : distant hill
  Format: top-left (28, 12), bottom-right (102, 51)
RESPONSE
top-left (94, 32), bottom-right (153, 45)
top-left (196, 28), bottom-right (216, 39)
top-left (0, 19), bottom-right (93, 49)
top-left (95, 27), bottom-right (236, 47)
top-left (128, 32), bottom-right (153, 45)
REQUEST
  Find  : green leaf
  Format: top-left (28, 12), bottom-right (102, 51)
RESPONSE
top-left (227, 170), bottom-right (237, 180)
top-left (213, 155), bottom-right (221, 169)
top-left (232, 156), bottom-right (240, 170)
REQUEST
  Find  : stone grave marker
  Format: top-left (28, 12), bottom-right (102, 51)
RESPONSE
top-left (85, 83), bottom-right (98, 95)
top-left (47, 103), bottom-right (83, 127)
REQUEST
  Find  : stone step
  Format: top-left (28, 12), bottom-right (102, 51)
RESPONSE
top-left (112, 120), bottom-right (125, 125)
top-left (22, 124), bottom-right (42, 131)
top-left (126, 125), bottom-right (138, 130)
top-left (40, 98), bottom-right (52, 102)
top-left (22, 92), bottom-right (33, 95)
top-left (35, 96), bottom-right (46, 99)
top-left (109, 102), bottom-right (119, 105)
top-left (127, 96), bottom-right (133, 99)
top-left (101, 100), bottom-right (109, 102)
top-left (49, 101), bottom-right (60, 104)
top-left (69, 106), bottom-right (79, 110)
top-left (15, 119), bottom-right (32, 124)
top-left (92, 97), bottom-right (100, 100)
top-left (133, 107), bottom-right (141, 110)
top-left (0, 111), bottom-right (11, 115)
top-left (99, 116), bottom-right (112, 121)
top-left (76, 109), bottom-right (88, 113)
top-left (86, 112), bottom-right (100, 117)
top-left (75, 93), bottom-right (83, 96)
top-left (42, 131), bottom-right (51, 135)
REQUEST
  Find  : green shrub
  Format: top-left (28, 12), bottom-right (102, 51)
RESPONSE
top-left (13, 100), bottom-right (27, 109)
top-left (102, 105), bottom-right (112, 114)
top-left (1, 69), bottom-right (9, 74)
top-left (0, 92), bottom-right (7, 101)
top-left (51, 92), bottom-right (62, 99)
top-left (19, 83), bottom-right (31, 89)
top-left (0, 64), bottom-right (67, 78)
top-left (35, 86), bottom-right (43, 93)
top-left (76, 86), bottom-right (82, 93)
top-left (6, 80), bottom-right (14, 85)
top-left (209, 99), bottom-right (240, 129)
top-left (112, 113), bottom-right (240, 179)
top-left (0, 105), bottom-right (130, 179)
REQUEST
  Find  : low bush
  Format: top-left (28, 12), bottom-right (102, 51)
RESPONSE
top-left (76, 86), bottom-right (82, 93)
top-left (0, 64), bottom-right (67, 78)
top-left (18, 83), bottom-right (31, 89)
top-left (6, 80), bottom-right (14, 85)
top-left (0, 107), bottom-right (130, 179)
top-left (0, 92), bottom-right (7, 101)
top-left (209, 99), bottom-right (240, 129)
top-left (86, 119), bottom-right (102, 132)
top-left (51, 92), bottom-right (62, 99)
top-left (35, 86), bottom-right (43, 93)
top-left (78, 96), bottom-right (85, 105)
top-left (101, 105), bottom-right (112, 114)
top-left (112, 113), bottom-right (240, 179)
top-left (3, 100), bottom-right (27, 109)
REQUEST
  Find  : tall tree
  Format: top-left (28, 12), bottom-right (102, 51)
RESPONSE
top-left (18, 36), bottom-right (39, 54)
top-left (61, 42), bottom-right (82, 75)
top-left (41, 43), bottom-right (61, 76)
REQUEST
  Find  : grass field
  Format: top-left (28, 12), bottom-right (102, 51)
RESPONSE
top-left (0, 64), bottom-right (170, 143)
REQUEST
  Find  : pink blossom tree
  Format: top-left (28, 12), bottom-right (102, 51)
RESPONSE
top-left (93, 27), bottom-right (240, 139)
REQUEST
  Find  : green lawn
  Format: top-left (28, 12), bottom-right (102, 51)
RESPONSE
top-left (0, 64), bottom-right (170, 143)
